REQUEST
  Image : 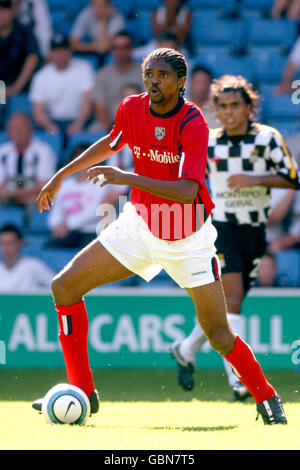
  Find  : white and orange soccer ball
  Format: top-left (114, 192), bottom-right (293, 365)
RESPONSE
top-left (42, 384), bottom-right (90, 425)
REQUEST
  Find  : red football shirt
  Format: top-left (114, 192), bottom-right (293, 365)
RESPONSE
top-left (109, 92), bottom-right (214, 241)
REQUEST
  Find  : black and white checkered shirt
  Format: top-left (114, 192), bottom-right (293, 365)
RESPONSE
top-left (207, 122), bottom-right (300, 227)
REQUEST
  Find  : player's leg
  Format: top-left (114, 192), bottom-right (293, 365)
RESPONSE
top-left (186, 280), bottom-right (287, 423)
top-left (51, 239), bottom-right (134, 401)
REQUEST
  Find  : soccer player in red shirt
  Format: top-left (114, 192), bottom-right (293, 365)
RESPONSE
top-left (33, 48), bottom-right (286, 425)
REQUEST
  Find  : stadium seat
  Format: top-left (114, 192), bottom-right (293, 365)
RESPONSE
top-left (21, 234), bottom-right (48, 257)
top-left (275, 250), bottom-right (300, 287)
top-left (0, 206), bottom-right (25, 230)
top-left (40, 248), bottom-right (78, 273)
top-left (190, 17), bottom-right (245, 50)
top-left (263, 93), bottom-right (300, 121)
top-left (241, 0), bottom-right (274, 10)
top-left (187, 0), bottom-right (228, 8)
top-left (51, 11), bottom-right (74, 37)
top-left (134, 10), bottom-right (155, 45)
top-left (64, 132), bottom-right (105, 163)
top-left (34, 130), bottom-right (63, 160)
top-left (195, 53), bottom-right (255, 82)
top-left (246, 18), bottom-right (297, 49)
top-left (5, 93), bottom-right (32, 119)
top-left (266, 119), bottom-right (300, 138)
top-left (250, 48), bottom-right (287, 83)
top-left (134, 0), bottom-right (160, 9)
top-left (27, 207), bottom-right (50, 235)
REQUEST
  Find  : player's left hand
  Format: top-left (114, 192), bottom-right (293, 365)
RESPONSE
top-left (87, 166), bottom-right (131, 187)
top-left (227, 174), bottom-right (258, 191)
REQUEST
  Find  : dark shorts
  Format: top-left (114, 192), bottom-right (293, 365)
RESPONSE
top-left (213, 221), bottom-right (267, 293)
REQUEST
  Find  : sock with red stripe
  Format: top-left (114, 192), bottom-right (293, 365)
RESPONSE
top-left (223, 335), bottom-right (276, 403)
top-left (56, 299), bottom-right (95, 397)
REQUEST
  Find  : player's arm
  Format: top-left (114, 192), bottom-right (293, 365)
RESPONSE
top-left (87, 166), bottom-right (199, 203)
top-left (227, 173), bottom-right (299, 191)
top-left (228, 129), bottom-right (300, 191)
top-left (37, 134), bottom-right (114, 212)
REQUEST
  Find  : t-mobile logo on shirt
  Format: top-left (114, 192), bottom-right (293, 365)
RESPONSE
top-left (133, 146), bottom-right (180, 164)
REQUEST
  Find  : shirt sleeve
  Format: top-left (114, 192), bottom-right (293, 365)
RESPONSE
top-left (268, 129), bottom-right (300, 188)
top-left (109, 98), bottom-right (129, 152)
top-left (178, 113), bottom-right (209, 187)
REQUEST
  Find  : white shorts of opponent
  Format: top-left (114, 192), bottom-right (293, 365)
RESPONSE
top-left (98, 202), bottom-right (221, 288)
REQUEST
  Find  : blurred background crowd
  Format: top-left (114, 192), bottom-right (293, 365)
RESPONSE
top-left (0, 0), bottom-right (300, 291)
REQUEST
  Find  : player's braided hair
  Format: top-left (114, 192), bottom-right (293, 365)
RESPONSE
top-left (210, 74), bottom-right (260, 118)
top-left (142, 48), bottom-right (187, 96)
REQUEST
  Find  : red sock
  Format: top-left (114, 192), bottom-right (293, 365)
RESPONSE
top-left (223, 336), bottom-right (276, 403)
top-left (56, 299), bottom-right (95, 397)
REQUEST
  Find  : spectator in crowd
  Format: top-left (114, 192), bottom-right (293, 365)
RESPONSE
top-left (11, 0), bottom-right (52, 58)
top-left (44, 143), bottom-right (127, 249)
top-left (267, 190), bottom-right (300, 252)
top-left (0, 224), bottom-right (54, 291)
top-left (187, 65), bottom-right (220, 129)
top-left (256, 253), bottom-right (280, 287)
top-left (90, 31), bottom-right (144, 133)
top-left (70, 0), bottom-right (125, 66)
top-left (29, 33), bottom-right (95, 140)
top-left (272, 0), bottom-right (300, 19)
top-left (132, 30), bottom-right (189, 64)
top-left (0, 112), bottom-right (57, 208)
top-left (275, 35), bottom-right (300, 94)
top-left (152, 0), bottom-right (192, 48)
top-left (265, 188), bottom-right (296, 246)
top-left (0, 0), bottom-right (39, 100)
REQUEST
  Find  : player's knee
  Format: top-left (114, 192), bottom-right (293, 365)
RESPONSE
top-left (51, 273), bottom-right (72, 303)
top-left (207, 325), bottom-right (234, 355)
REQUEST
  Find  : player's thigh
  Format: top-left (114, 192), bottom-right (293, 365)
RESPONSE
top-left (52, 238), bottom-right (134, 304)
top-left (186, 280), bottom-right (235, 354)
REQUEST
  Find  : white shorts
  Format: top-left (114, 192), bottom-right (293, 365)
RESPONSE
top-left (98, 202), bottom-right (221, 288)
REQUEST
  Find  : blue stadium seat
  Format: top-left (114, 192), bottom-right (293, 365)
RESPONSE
top-left (249, 48), bottom-right (287, 83)
top-left (134, 10), bottom-right (154, 44)
top-left (27, 207), bottom-right (50, 235)
top-left (195, 52), bottom-right (255, 82)
top-left (190, 17), bottom-right (245, 49)
top-left (263, 93), bottom-right (300, 120)
top-left (34, 130), bottom-right (63, 160)
top-left (111, 0), bottom-right (134, 17)
top-left (133, 0), bottom-right (160, 9)
top-left (267, 119), bottom-right (300, 138)
top-left (51, 11), bottom-right (74, 37)
top-left (275, 250), bottom-right (300, 287)
top-left (21, 234), bottom-right (48, 256)
top-left (39, 248), bottom-right (78, 273)
top-left (0, 206), bottom-right (25, 230)
top-left (5, 93), bottom-right (32, 119)
top-left (241, 0), bottom-right (274, 10)
top-left (187, 0), bottom-right (227, 7)
top-left (246, 18), bottom-right (297, 49)
top-left (64, 132), bottom-right (105, 162)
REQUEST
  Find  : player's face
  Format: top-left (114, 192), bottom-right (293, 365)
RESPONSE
top-left (143, 59), bottom-right (186, 111)
top-left (215, 91), bottom-right (252, 135)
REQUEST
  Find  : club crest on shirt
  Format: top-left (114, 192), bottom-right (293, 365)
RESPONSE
top-left (155, 126), bottom-right (166, 140)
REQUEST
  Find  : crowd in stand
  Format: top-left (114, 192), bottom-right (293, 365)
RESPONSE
top-left (0, 0), bottom-right (299, 290)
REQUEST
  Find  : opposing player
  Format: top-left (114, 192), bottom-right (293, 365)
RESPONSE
top-left (33, 51), bottom-right (287, 424)
top-left (170, 74), bottom-right (300, 401)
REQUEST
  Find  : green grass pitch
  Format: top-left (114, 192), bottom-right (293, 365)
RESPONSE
top-left (0, 368), bottom-right (299, 450)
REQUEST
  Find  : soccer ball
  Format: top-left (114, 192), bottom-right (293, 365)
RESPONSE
top-left (42, 384), bottom-right (90, 425)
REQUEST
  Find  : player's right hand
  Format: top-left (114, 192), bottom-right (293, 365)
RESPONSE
top-left (37, 174), bottom-right (63, 213)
